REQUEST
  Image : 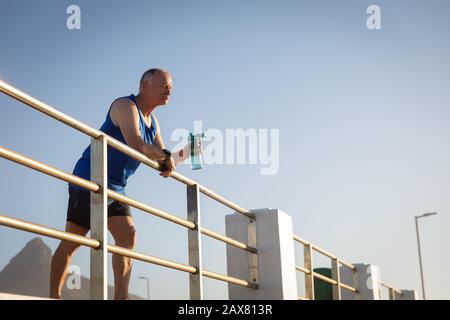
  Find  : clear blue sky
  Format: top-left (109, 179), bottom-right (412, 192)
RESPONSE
top-left (1, 0), bottom-right (449, 299)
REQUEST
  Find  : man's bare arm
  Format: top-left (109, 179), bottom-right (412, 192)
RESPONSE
top-left (150, 114), bottom-right (176, 177)
top-left (110, 99), bottom-right (168, 161)
top-left (150, 115), bottom-right (189, 165)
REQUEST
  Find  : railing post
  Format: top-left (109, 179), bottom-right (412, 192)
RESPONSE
top-left (187, 184), bottom-right (203, 300)
top-left (304, 243), bottom-right (314, 300)
top-left (351, 268), bottom-right (359, 299)
top-left (247, 217), bottom-right (259, 285)
top-left (331, 258), bottom-right (341, 300)
top-left (388, 287), bottom-right (395, 300)
top-left (90, 135), bottom-right (108, 300)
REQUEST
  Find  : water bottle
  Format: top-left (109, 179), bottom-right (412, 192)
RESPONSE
top-left (189, 132), bottom-right (205, 170)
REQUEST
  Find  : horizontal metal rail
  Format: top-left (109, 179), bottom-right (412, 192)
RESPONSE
top-left (107, 244), bottom-right (196, 274)
top-left (0, 213), bottom-right (195, 277)
top-left (0, 80), bottom-right (254, 219)
top-left (0, 145), bottom-right (194, 228)
top-left (0, 146), bottom-right (99, 192)
top-left (293, 235), bottom-right (310, 246)
top-left (196, 185), bottom-right (252, 218)
top-left (202, 270), bottom-right (258, 289)
top-left (293, 235), bottom-right (355, 270)
top-left (295, 265), bottom-right (311, 274)
top-left (112, 187), bottom-right (256, 252)
top-left (313, 271), bottom-right (338, 286)
top-left (200, 227), bottom-right (257, 253)
top-left (340, 282), bottom-right (357, 293)
top-left (107, 190), bottom-right (195, 229)
top-left (380, 281), bottom-right (402, 295)
top-left (0, 214), bottom-right (100, 249)
top-left (0, 213), bottom-right (257, 289)
top-left (296, 266), bottom-right (358, 293)
top-left (0, 145), bottom-right (256, 253)
top-left (312, 272), bottom-right (357, 293)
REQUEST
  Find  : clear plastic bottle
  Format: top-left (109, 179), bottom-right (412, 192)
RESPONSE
top-left (189, 132), bottom-right (205, 170)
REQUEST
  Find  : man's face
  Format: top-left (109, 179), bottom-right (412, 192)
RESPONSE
top-left (141, 72), bottom-right (172, 106)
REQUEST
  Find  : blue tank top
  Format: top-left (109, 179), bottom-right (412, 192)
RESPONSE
top-left (70, 94), bottom-right (157, 194)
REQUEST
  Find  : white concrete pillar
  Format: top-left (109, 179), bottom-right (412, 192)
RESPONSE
top-left (225, 208), bottom-right (297, 300)
top-left (340, 263), bottom-right (382, 300)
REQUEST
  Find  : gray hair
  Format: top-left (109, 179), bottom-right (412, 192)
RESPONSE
top-left (139, 68), bottom-right (170, 87)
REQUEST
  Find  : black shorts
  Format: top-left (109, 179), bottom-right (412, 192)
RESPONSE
top-left (66, 187), bottom-right (132, 230)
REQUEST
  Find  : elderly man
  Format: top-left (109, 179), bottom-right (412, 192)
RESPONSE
top-left (50, 68), bottom-right (188, 299)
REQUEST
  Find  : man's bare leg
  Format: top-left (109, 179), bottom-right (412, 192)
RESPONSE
top-left (108, 216), bottom-right (137, 300)
top-left (49, 222), bottom-right (89, 299)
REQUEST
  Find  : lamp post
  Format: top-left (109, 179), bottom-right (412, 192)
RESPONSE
top-left (138, 276), bottom-right (150, 300)
top-left (415, 212), bottom-right (437, 300)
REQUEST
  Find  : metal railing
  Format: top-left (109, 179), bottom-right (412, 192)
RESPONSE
top-left (0, 80), bottom-right (409, 300)
top-left (0, 214), bottom-right (255, 288)
top-left (380, 281), bottom-right (403, 300)
top-left (293, 235), bottom-right (358, 300)
top-left (0, 80), bottom-right (259, 299)
top-left (293, 235), bottom-right (405, 300)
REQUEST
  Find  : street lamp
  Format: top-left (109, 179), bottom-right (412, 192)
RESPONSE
top-left (415, 212), bottom-right (437, 300)
top-left (138, 276), bottom-right (150, 300)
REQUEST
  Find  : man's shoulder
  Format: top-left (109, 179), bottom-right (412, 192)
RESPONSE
top-left (110, 97), bottom-right (137, 114)
top-left (111, 96), bottom-right (135, 109)
top-left (110, 97), bottom-right (138, 126)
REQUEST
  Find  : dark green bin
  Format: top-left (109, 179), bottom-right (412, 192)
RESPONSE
top-left (313, 268), bottom-right (332, 300)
